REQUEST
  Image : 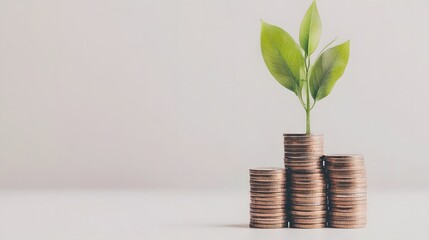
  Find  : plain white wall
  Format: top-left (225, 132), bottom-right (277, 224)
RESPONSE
top-left (0, 0), bottom-right (428, 189)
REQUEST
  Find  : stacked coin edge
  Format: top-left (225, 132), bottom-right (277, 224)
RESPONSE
top-left (284, 134), bottom-right (327, 228)
top-left (325, 154), bottom-right (367, 228)
top-left (249, 168), bottom-right (287, 229)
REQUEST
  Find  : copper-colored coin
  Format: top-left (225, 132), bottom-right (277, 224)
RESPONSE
top-left (291, 192), bottom-right (326, 198)
top-left (290, 201), bottom-right (327, 206)
top-left (328, 173), bottom-right (366, 178)
top-left (250, 184), bottom-right (287, 189)
top-left (328, 180), bottom-right (366, 185)
top-left (290, 210), bottom-right (327, 216)
top-left (283, 140), bottom-right (324, 144)
top-left (291, 196), bottom-right (326, 201)
top-left (285, 151), bottom-right (323, 155)
top-left (329, 182), bottom-right (367, 187)
top-left (289, 189), bottom-right (326, 194)
top-left (292, 180), bottom-right (326, 186)
top-left (328, 216), bottom-right (367, 222)
top-left (250, 219), bottom-right (287, 225)
top-left (290, 169), bottom-right (325, 173)
top-left (251, 216), bottom-right (286, 221)
top-left (285, 157), bottom-right (323, 162)
top-left (249, 223), bottom-right (287, 229)
top-left (290, 223), bottom-right (326, 228)
top-left (329, 196), bottom-right (366, 201)
top-left (250, 188), bottom-right (286, 193)
top-left (329, 204), bottom-right (367, 210)
top-left (285, 166), bottom-right (324, 171)
top-left (290, 176), bottom-right (326, 181)
top-left (329, 208), bottom-right (367, 214)
top-left (285, 161), bottom-right (323, 167)
top-left (291, 182), bottom-right (327, 188)
top-left (284, 148), bottom-right (324, 153)
top-left (326, 163), bottom-right (365, 168)
top-left (330, 203), bottom-right (367, 209)
top-left (250, 178), bottom-right (286, 183)
top-left (289, 186), bottom-right (326, 191)
top-left (283, 138), bottom-right (324, 143)
top-left (250, 168), bottom-right (285, 174)
top-left (250, 192), bottom-right (286, 198)
top-left (250, 178), bottom-right (286, 182)
top-left (329, 187), bottom-right (367, 192)
top-left (250, 212), bottom-right (287, 218)
top-left (250, 172), bottom-right (285, 176)
top-left (250, 208), bottom-right (287, 213)
top-left (251, 196), bottom-right (287, 201)
top-left (285, 153), bottom-right (324, 158)
top-left (324, 154), bottom-right (364, 159)
top-left (289, 205), bottom-right (327, 211)
top-left (329, 189), bottom-right (367, 195)
top-left (250, 175), bottom-right (286, 180)
top-left (250, 203), bottom-right (285, 209)
top-left (291, 218), bottom-right (326, 224)
top-left (251, 200), bottom-right (286, 205)
top-left (285, 162), bottom-right (323, 167)
top-left (328, 220), bottom-right (367, 225)
top-left (329, 192), bottom-right (367, 197)
top-left (328, 223), bottom-right (366, 228)
top-left (283, 133), bottom-right (323, 138)
top-left (328, 167), bottom-right (366, 172)
top-left (330, 202), bottom-right (367, 208)
top-left (330, 197), bottom-right (367, 202)
top-left (328, 211), bottom-right (366, 217)
top-left (284, 146), bottom-right (324, 152)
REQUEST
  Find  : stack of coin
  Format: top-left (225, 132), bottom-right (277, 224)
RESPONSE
top-left (283, 134), bottom-right (326, 228)
top-left (249, 168), bottom-right (287, 229)
top-left (325, 154), bottom-right (367, 228)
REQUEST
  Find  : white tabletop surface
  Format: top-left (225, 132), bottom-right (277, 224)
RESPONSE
top-left (0, 189), bottom-right (427, 239)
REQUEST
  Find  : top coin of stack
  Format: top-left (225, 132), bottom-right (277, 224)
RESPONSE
top-left (283, 134), bottom-right (326, 228)
top-left (325, 154), bottom-right (367, 228)
top-left (249, 168), bottom-right (287, 229)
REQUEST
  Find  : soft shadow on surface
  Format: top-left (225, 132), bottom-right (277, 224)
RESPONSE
top-left (207, 224), bottom-right (249, 229)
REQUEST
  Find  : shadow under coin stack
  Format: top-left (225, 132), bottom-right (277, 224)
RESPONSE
top-left (283, 134), bottom-right (327, 228)
top-left (325, 155), bottom-right (367, 228)
top-left (249, 168), bottom-right (287, 229)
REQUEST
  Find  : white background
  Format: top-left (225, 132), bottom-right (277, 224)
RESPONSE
top-left (1, 0), bottom-right (429, 190)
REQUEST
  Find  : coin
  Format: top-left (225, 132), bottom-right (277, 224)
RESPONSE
top-left (290, 223), bottom-right (326, 228)
top-left (251, 200), bottom-right (286, 205)
top-left (291, 218), bottom-right (326, 224)
top-left (250, 208), bottom-right (287, 214)
top-left (250, 168), bottom-right (285, 173)
top-left (290, 210), bottom-right (326, 216)
top-left (328, 220), bottom-right (367, 225)
top-left (329, 223), bottom-right (366, 228)
top-left (250, 219), bottom-right (287, 224)
top-left (249, 223), bottom-right (287, 229)
top-left (250, 212), bottom-right (287, 217)
top-left (289, 204), bottom-right (327, 211)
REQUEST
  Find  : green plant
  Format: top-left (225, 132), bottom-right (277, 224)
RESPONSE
top-left (260, 0), bottom-right (350, 134)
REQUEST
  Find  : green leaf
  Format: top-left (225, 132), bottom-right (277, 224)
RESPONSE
top-left (310, 41), bottom-right (350, 101)
top-left (260, 20), bottom-right (305, 95)
top-left (299, 0), bottom-right (322, 56)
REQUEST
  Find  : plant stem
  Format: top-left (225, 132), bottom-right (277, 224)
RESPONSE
top-left (305, 56), bottom-right (311, 134)
top-left (306, 107), bottom-right (310, 134)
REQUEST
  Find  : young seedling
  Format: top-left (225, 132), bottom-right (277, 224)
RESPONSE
top-left (261, 0), bottom-right (350, 134)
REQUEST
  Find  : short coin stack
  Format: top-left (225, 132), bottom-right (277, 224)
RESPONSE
top-left (249, 168), bottom-right (287, 229)
top-left (325, 155), bottom-right (367, 228)
top-left (283, 134), bottom-right (327, 228)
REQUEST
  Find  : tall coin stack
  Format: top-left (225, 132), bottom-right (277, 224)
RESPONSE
top-left (325, 155), bottom-right (367, 228)
top-left (283, 134), bottom-right (327, 228)
top-left (249, 168), bottom-right (287, 229)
